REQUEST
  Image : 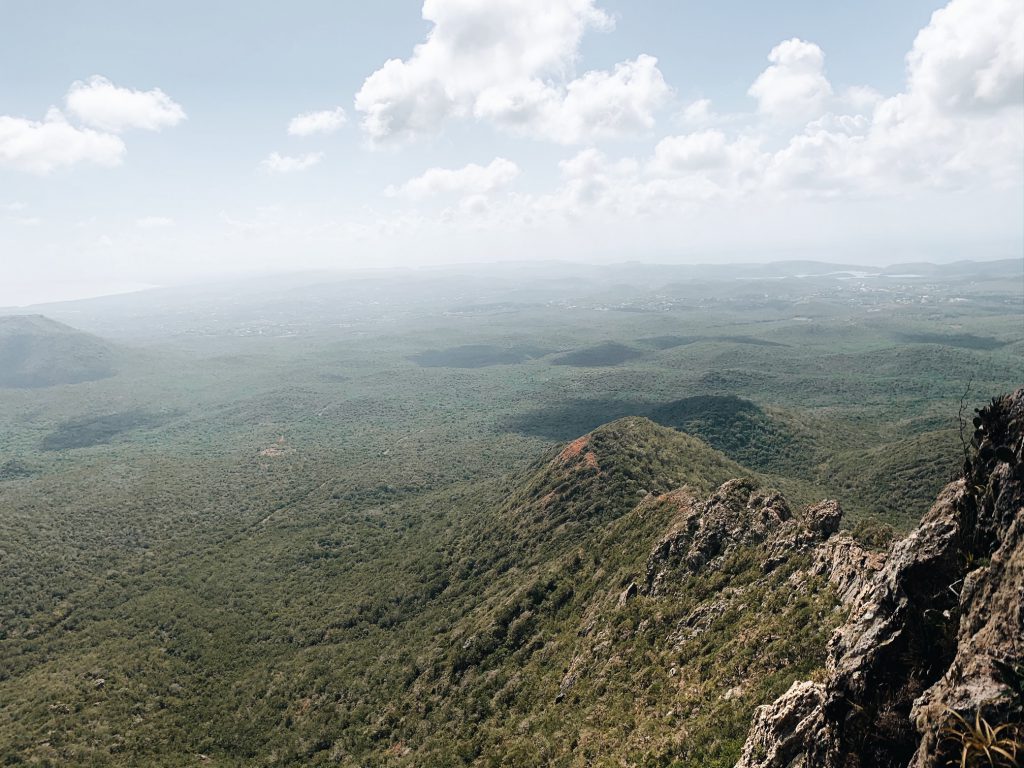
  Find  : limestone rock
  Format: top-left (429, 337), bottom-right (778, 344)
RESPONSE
top-left (646, 480), bottom-right (798, 592)
top-left (737, 681), bottom-right (827, 768)
top-left (735, 388), bottom-right (1024, 768)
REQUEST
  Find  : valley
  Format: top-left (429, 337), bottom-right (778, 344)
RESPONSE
top-left (0, 259), bottom-right (1021, 766)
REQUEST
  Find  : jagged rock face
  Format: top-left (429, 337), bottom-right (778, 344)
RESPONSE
top-left (739, 681), bottom-right (825, 768)
top-left (646, 479), bottom-right (798, 593)
top-left (911, 391), bottom-right (1024, 767)
top-left (810, 534), bottom-right (886, 606)
top-left (736, 389), bottom-right (1024, 768)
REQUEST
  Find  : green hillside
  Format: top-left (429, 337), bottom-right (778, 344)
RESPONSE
top-left (0, 315), bottom-right (116, 388)
top-left (0, 261), bottom-right (1020, 766)
top-left (0, 417), bottom-right (838, 767)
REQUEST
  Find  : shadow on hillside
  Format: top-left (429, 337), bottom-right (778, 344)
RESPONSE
top-left (503, 394), bottom-right (818, 475)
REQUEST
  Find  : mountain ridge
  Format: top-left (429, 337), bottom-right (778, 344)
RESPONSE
top-left (0, 389), bottom-right (1019, 766)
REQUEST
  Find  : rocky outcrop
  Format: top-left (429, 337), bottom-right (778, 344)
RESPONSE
top-left (810, 534), bottom-right (886, 606)
top-left (739, 681), bottom-right (826, 768)
top-left (645, 480), bottom-right (862, 599)
top-left (736, 389), bottom-right (1024, 768)
top-left (646, 479), bottom-right (798, 593)
top-left (910, 392), bottom-right (1024, 767)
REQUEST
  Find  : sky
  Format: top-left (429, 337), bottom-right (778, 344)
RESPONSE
top-left (0, 0), bottom-right (1022, 305)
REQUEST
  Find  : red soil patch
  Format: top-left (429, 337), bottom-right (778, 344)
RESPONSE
top-left (583, 450), bottom-right (599, 470)
top-left (559, 436), bottom-right (589, 463)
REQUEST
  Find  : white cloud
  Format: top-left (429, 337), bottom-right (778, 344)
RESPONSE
top-left (650, 130), bottom-right (731, 172)
top-left (0, 77), bottom-right (183, 175)
top-left (136, 216), bottom-right (175, 228)
top-left (65, 76), bottom-right (186, 132)
top-left (907, 0), bottom-right (1023, 112)
top-left (0, 108), bottom-right (126, 174)
top-left (474, 54), bottom-right (670, 143)
top-left (370, 0), bottom-right (1021, 226)
top-left (748, 38), bottom-right (833, 121)
top-left (766, 0), bottom-right (1024, 194)
top-left (261, 151), bottom-right (324, 173)
top-left (390, 157), bottom-right (520, 199)
top-left (519, 0), bottom-right (1023, 221)
top-left (288, 107), bottom-right (347, 136)
top-left (354, 0), bottom-right (668, 144)
top-left (680, 98), bottom-right (715, 125)
top-left (552, 148), bottom-right (637, 211)
top-left (840, 85), bottom-right (882, 113)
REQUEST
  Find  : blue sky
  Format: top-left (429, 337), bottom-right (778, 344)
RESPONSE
top-left (1, 0), bottom-right (1021, 305)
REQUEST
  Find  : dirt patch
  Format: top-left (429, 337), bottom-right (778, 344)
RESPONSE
top-left (559, 436), bottom-right (589, 462)
top-left (259, 436), bottom-right (289, 458)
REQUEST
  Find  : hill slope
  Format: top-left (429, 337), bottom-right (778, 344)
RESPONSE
top-left (0, 315), bottom-right (116, 388)
top-left (0, 402), bottom-right (1019, 767)
top-left (0, 417), bottom-right (840, 767)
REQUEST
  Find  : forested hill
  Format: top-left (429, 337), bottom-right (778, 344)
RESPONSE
top-left (0, 263), bottom-right (1020, 766)
top-left (0, 388), bottom-right (1021, 765)
top-left (0, 315), bottom-right (117, 388)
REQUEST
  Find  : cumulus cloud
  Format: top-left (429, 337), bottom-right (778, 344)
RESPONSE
top-left (391, 157), bottom-right (520, 199)
top-left (748, 38), bottom-right (833, 121)
top-left (65, 76), bottom-right (186, 132)
top-left (565, 0), bottom-right (1022, 204)
top-left (474, 54), bottom-right (670, 143)
top-left (354, 0), bottom-right (669, 143)
top-left (499, 0), bottom-right (1023, 225)
top-left (0, 108), bottom-right (126, 174)
top-left (0, 76), bottom-right (184, 174)
top-left (907, 0), bottom-right (1023, 112)
top-left (375, 0), bottom-right (1020, 229)
top-left (650, 130), bottom-right (732, 172)
top-left (261, 151), bottom-right (324, 173)
top-left (766, 0), bottom-right (1024, 194)
top-left (288, 107), bottom-right (347, 136)
top-left (680, 98), bottom-right (716, 125)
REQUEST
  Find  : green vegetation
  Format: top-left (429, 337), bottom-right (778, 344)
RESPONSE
top-left (41, 411), bottom-right (168, 451)
top-left (0, 260), bottom-right (1020, 765)
top-left (0, 315), bottom-right (117, 388)
top-left (410, 344), bottom-right (549, 368)
top-left (551, 341), bottom-right (645, 366)
top-left (939, 709), bottom-right (1021, 767)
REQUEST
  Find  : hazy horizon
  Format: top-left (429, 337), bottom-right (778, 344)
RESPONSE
top-left (3, 254), bottom-right (1022, 310)
top-left (3, 0), bottom-right (1022, 306)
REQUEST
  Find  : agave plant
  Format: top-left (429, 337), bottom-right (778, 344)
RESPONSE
top-left (940, 708), bottom-right (1021, 768)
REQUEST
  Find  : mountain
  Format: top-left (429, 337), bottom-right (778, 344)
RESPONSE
top-left (0, 392), bottom-right (1019, 766)
top-left (0, 315), bottom-right (117, 388)
top-left (353, 418), bottom-right (848, 766)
